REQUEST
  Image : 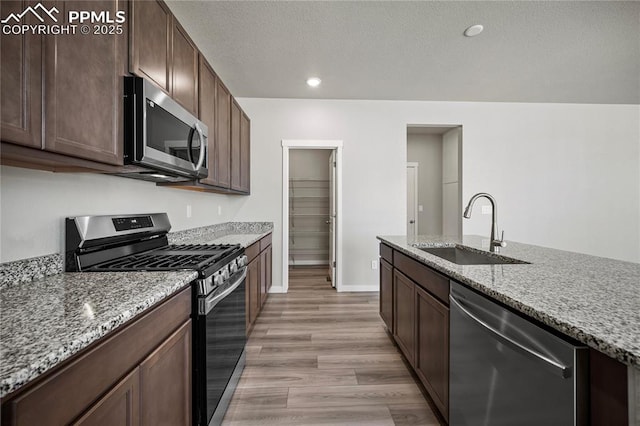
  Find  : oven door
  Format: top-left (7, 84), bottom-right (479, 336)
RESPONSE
top-left (194, 269), bottom-right (247, 426)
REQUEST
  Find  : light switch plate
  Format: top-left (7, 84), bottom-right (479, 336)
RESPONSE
top-left (371, 261), bottom-right (378, 270)
top-left (418, 205), bottom-right (424, 212)
top-left (186, 205), bottom-right (192, 218)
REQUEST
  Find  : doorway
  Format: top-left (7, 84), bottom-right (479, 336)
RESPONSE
top-left (281, 140), bottom-right (343, 293)
top-left (406, 126), bottom-right (462, 237)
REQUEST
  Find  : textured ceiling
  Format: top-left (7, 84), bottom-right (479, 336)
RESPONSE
top-left (166, 1), bottom-right (640, 104)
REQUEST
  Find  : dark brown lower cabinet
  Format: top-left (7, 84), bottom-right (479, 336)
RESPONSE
top-left (0, 287), bottom-right (191, 426)
top-left (245, 233), bottom-right (273, 333)
top-left (379, 258), bottom-right (393, 330)
top-left (140, 320), bottom-right (191, 426)
top-left (247, 256), bottom-right (260, 328)
top-left (393, 269), bottom-right (416, 366)
top-left (415, 286), bottom-right (449, 422)
top-left (73, 368), bottom-right (140, 426)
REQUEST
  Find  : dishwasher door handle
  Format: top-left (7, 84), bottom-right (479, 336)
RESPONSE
top-left (450, 293), bottom-right (572, 378)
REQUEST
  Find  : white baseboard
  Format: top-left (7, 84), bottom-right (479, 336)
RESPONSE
top-left (337, 284), bottom-right (379, 292)
top-left (268, 286), bottom-right (286, 294)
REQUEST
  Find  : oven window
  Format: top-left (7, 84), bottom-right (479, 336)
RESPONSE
top-left (146, 99), bottom-right (202, 162)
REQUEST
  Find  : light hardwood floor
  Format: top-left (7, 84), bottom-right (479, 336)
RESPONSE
top-left (222, 267), bottom-right (440, 425)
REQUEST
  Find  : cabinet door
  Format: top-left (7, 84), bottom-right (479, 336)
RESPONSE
top-left (393, 270), bottom-right (416, 366)
top-left (239, 112), bottom-right (251, 193)
top-left (43, 0), bottom-right (125, 165)
top-left (230, 100), bottom-right (242, 191)
top-left (379, 258), bottom-right (393, 330)
top-left (198, 57), bottom-right (218, 186)
top-left (171, 19), bottom-right (198, 116)
top-left (140, 320), bottom-right (191, 426)
top-left (130, 0), bottom-right (171, 93)
top-left (247, 257), bottom-right (261, 330)
top-left (0, 0), bottom-right (41, 148)
top-left (259, 247), bottom-right (272, 307)
top-left (265, 245), bottom-right (272, 294)
top-left (415, 286), bottom-right (449, 421)
top-left (73, 368), bottom-right (140, 426)
top-left (215, 80), bottom-right (231, 188)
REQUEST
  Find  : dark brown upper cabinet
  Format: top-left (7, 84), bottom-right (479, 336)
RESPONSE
top-left (198, 56), bottom-right (218, 187)
top-left (215, 80), bottom-right (232, 188)
top-left (171, 19), bottom-right (198, 116)
top-left (129, 0), bottom-right (171, 94)
top-left (240, 111), bottom-right (251, 193)
top-left (230, 100), bottom-right (242, 191)
top-left (130, 1), bottom-right (198, 116)
top-left (44, 0), bottom-right (125, 166)
top-left (1, 0), bottom-right (125, 167)
top-left (0, 0), bottom-right (42, 149)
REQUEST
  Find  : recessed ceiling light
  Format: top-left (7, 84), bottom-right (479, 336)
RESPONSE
top-left (306, 77), bottom-right (321, 88)
top-left (464, 24), bottom-right (484, 37)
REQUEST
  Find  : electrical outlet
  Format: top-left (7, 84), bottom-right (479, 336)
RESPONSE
top-left (186, 205), bottom-right (192, 218)
top-left (218, 205), bottom-right (222, 216)
top-left (371, 260), bottom-right (378, 270)
top-left (481, 239), bottom-right (490, 248)
top-left (481, 205), bottom-right (492, 215)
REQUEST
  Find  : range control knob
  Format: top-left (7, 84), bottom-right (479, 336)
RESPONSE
top-left (237, 255), bottom-right (248, 267)
top-left (221, 268), bottom-right (230, 280)
top-left (229, 262), bottom-right (238, 274)
top-left (214, 274), bottom-right (224, 287)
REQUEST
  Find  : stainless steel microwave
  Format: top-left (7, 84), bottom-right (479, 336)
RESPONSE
top-left (122, 76), bottom-right (208, 182)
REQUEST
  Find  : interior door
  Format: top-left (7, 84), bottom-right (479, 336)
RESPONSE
top-left (328, 150), bottom-right (337, 287)
top-left (407, 164), bottom-right (418, 237)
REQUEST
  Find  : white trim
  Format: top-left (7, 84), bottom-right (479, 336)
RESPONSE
top-left (407, 162), bottom-right (419, 237)
top-left (337, 285), bottom-right (379, 292)
top-left (282, 139), bottom-right (344, 293)
top-left (268, 286), bottom-right (286, 294)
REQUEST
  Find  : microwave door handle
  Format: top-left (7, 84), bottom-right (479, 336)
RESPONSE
top-left (193, 123), bottom-right (206, 171)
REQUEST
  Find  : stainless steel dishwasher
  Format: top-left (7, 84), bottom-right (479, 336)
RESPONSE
top-left (449, 281), bottom-right (588, 425)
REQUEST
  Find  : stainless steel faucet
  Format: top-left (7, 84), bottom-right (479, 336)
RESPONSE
top-left (463, 193), bottom-right (507, 253)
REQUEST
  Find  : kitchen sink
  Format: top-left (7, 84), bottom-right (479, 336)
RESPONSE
top-left (415, 245), bottom-right (529, 265)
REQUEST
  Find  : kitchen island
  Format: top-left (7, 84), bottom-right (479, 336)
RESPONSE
top-left (378, 234), bottom-right (640, 424)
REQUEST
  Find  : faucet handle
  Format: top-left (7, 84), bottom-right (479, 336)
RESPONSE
top-left (498, 230), bottom-right (507, 247)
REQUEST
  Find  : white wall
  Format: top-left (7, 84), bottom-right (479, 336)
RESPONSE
top-left (407, 134), bottom-right (443, 235)
top-left (234, 98), bottom-right (640, 291)
top-left (0, 166), bottom-right (247, 262)
top-left (442, 127), bottom-right (462, 237)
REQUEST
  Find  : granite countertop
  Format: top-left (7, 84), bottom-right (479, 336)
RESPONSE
top-left (0, 271), bottom-right (196, 398)
top-left (0, 221), bottom-right (273, 398)
top-left (378, 235), bottom-right (640, 368)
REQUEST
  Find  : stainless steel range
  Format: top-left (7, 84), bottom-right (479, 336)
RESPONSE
top-left (65, 213), bottom-right (247, 426)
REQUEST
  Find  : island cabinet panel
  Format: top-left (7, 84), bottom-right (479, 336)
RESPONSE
top-left (379, 258), bottom-right (393, 330)
top-left (130, 0), bottom-right (171, 93)
top-left (72, 368), bottom-right (140, 426)
top-left (43, 0), bottom-right (125, 166)
top-left (139, 320), bottom-right (191, 426)
top-left (393, 269), bottom-right (416, 367)
top-left (171, 19), bottom-right (198, 116)
top-left (0, 0), bottom-right (42, 148)
top-left (0, 287), bottom-right (191, 426)
top-left (215, 80), bottom-right (232, 188)
top-left (197, 57), bottom-right (218, 186)
top-left (415, 286), bottom-right (449, 422)
top-left (394, 251), bottom-right (449, 305)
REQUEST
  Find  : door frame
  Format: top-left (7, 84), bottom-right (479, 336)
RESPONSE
top-left (282, 140), bottom-right (343, 293)
top-left (407, 162), bottom-right (419, 237)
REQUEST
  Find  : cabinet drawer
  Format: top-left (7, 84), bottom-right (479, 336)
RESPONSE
top-left (2, 287), bottom-right (190, 426)
top-left (379, 243), bottom-right (393, 264)
top-left (259, 233), bottom-right (272, 251)
top-left (246, 241), bottom-right (260, 263)
top-left (394, 251), bottom-right (449, 305)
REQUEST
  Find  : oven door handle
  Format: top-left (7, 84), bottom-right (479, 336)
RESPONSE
top-left (200, 269), bottom-right (246, 316)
